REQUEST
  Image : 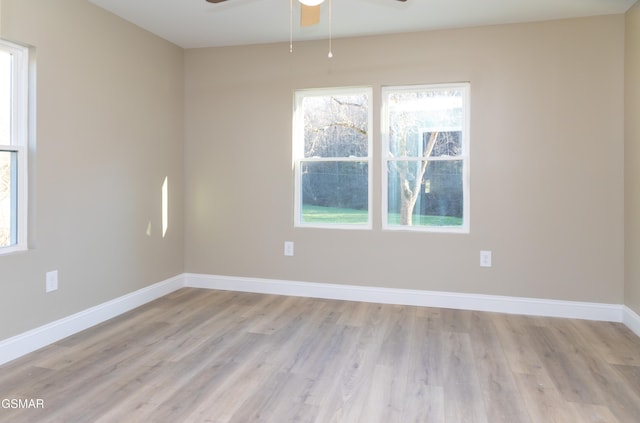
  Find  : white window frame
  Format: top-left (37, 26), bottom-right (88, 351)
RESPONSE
top-left (293, 87), bottom-right (373, 229)
top-left (0, 39), bottom-right (29, 254)
top-left (381, 83), bottom-right (470, 233)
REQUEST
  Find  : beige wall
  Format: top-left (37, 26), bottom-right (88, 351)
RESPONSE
top-left (185, 16), bottom-right (625, 304)
top-left (0, 0), bottom-right (184, 340)
top-left (626, 3), bottom-right (640, 316)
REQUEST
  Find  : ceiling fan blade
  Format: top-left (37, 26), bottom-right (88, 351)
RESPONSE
top-left (300, 4), bottom-right (321, 27)
top-left (205, 0), bottom-right (228, 3)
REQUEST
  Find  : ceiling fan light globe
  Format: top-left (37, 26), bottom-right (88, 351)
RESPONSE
top-left (299, 0), bottom-right (325, 6)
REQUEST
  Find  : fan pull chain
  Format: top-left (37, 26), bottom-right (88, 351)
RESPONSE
top-left (290, 0), bottom-right (293, 53)
top-left (328, 0), bottom-right (333, 58)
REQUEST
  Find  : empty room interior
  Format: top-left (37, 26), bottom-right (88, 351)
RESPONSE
top-left (2, 0), bottom-right (640, 421)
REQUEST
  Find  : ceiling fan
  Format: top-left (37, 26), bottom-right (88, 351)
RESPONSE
top-left (206, 0), bottom-right (407, 28)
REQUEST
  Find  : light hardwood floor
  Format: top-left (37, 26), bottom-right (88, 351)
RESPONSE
top-left (1, 288), bottom-right (640, 422)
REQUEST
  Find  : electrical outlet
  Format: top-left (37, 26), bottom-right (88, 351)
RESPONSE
top-left (46, 270), bottom-right (59, 292)
top-left (480, 251), bottom-right (492, 268)
top-left (284, 241), bottom-right (294, 257)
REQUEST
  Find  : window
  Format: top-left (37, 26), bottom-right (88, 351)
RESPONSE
top-left (0, 39), bottom-right (29, 253)
top-left (294, 87), bottom-right (372, 228)
top-left (382, 83), bottom-right (469, 232)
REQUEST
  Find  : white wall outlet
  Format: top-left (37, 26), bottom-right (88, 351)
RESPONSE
top-left (284, 241), bottom-right (294, 257)
top-left (46, 270), bottom-right (59, 292)
top-left (480, 251), bottom-right (492, 267)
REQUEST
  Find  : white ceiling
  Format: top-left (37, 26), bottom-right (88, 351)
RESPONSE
top-left (88, 0), bottom-right (637, 49)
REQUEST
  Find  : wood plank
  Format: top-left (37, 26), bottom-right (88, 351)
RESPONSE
top-left (513, 371), bottom-right (585, 423)
top-left (401, 314), bottom-right (446, 422)
top-left (441, 331), bottom-right (489, 423)
top-left (469, 311), bottom-right (532, 423)
top-left (490, 313), bottom-right (547, 376)
top-left (310, 303), bottom-right (387, 423)
top-left (569, 402), bottom-right (620, 423)
top-left (527, 323), bottom-right (606, 405)
top-left (577, 320), bottom-right (640, 366)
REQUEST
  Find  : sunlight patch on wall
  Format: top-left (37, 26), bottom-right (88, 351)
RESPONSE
top-left (162, 176), bottom-right (168, 238)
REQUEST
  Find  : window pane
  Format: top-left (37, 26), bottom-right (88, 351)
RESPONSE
top-left (0, 50), bottom-right (11, 145)
top-left (301, 161), bottom-right (368, 224)
top-left (387, 159), bottom-right (463, 227)
top-left (427, 131), bottom-right (462, 158)
top-left (388, 130), bottom-right (463, 159)
top-left (0, 40), bottom-right (28, 253)
top-left (0, 150), bottom-right (16, 247)
top-left (387, 88), bottom-right (464, 158)
top-left (302, 93), bottom-right (369, 158)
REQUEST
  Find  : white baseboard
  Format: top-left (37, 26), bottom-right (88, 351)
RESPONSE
top-left (623, 306), bottom-right (640, 338)
top-left (184, 273), bottom-right (624, 323)
top-left (1, 272), bottom-right (635, 367)
top-left (0, 275), bottom-right (184, 366)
